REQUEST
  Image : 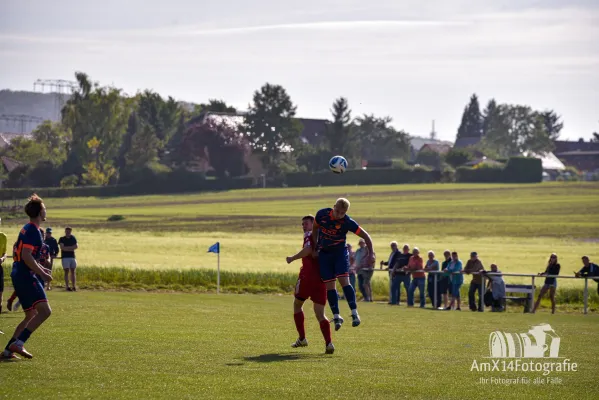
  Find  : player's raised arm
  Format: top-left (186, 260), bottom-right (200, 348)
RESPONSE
top-left (286, 246), bottom-right (312, 264)
top-left (356, 228), bottom-right (374, 259)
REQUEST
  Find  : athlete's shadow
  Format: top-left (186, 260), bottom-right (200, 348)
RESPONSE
top-left (236, 353), bottom-right (319, 364)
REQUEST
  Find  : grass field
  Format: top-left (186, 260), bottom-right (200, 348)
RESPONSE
top-left (2, 182), bottom-right (598, 285)
top-left (1, 292), bottom-right (598, 399)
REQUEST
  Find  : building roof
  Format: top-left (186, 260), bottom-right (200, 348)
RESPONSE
top-left (420, 143), bottom-right (452, 154)
top-left (556, 150), bottom-right (599, 156)
top-left (553, 139), bottom-right (599, 153)
top-left (523, 151), bottom-right (566, 170)
top-left (297, 118), bottom-right (328, 146)
top-left (1, 156), bottom-right (22, 173)
top-left (0, 132), bottom-right (32, 148)
top-left (410, 137), bottom-right (453, 152)
top-left (454, 136), bottom-right (482, 148)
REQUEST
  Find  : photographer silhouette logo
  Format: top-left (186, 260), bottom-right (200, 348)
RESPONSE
top-left (489, 323), bottom-right (560, 358)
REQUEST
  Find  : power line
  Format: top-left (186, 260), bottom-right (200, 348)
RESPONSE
top-left (0, 114), bottom-right (44, 134)
top-left (33, 79), bottom-right (78, 120)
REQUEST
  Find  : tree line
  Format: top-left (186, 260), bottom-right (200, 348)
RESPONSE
top-left (1, 73), bottom-right (411, 188)
top-left (0, 72), bottom-right (585, 189)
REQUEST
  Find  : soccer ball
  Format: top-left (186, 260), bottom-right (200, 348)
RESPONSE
top-left (329, 155), bottom-right (348, 174)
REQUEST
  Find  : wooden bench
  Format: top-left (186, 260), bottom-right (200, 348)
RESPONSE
top-left (503, 284), bottom-right (535, 312)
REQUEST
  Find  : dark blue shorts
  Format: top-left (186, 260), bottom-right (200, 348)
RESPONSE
top-left (438, 277), bottom-right (450, 294)
top-left (11, 274), bottom-right (47, 311)
top-left (318, 247), bottom-right (350, 283)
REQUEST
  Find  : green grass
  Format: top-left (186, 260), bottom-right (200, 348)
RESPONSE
top-left (1, 292), bottom-right (598, 399)
top-left (1, 182), bottom-right (597, 288)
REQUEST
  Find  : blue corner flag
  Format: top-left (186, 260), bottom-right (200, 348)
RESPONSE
top-left (208, 242), bottom-right (220, 254)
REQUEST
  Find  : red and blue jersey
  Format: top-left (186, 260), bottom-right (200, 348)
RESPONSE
top-left (314, 208), bottom-right (361, 251)
top-left (11, 222), bottom-right (43, 278)
top-left (38, 243), bottom-right (50, 265)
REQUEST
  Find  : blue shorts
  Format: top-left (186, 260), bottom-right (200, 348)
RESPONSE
top-left (451, 282), bottom-right (462, 298)
top-left (438, 277), bottom-right (450, 294)
top-left (11, 274), bottom-right (48, 311)
top-left (318, 247), bottom-right (350, 283)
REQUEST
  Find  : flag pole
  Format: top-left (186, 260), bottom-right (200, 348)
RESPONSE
top-left (217, 249), bottom-right (220, 294)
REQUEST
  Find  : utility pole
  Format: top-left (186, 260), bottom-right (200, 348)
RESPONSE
top-left (33, 79), bottom-right (77, 120)
top-left (430, 119), bottom-right (437, 140)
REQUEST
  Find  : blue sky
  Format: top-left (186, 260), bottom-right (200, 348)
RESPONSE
top-left (1, 0), bottom-right (597, 141)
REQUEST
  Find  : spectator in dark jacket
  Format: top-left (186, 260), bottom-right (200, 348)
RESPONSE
top-left (380, 241), bottom-right (400, 304)
top-left (575, 256), bottom-right (599, 296)
top-left (391, 244), bottom-right (412, 305)
top-left (533, 253), bottom-right (561, 314)
top-left (439, 250), bottom-right (451, 309)
top-left (464, 251), bottom-right (485, 312)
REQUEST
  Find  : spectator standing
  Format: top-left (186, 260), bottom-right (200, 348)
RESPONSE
top-left (380, 241), bottom-right (400, 304)
top-left (358, 251), bottom-right (375, 302)
top-left (532, 253), bottom-right (560, 314)
top-left (424, 251), bottom-right (441, 309)
top-left (391, 244), bottom-right (412, 305)
top-left (485, 264), bottom-right (505, 312)
top-left (439, 250), bottom-right (451, 309)
top-left (59, 227), bottom-right (78, 292)
top-left (405, 248), bottom-right (425, 308)
top-left (445, 251), bottom-right (463, 311)
top-left (575, 256), bottom-right (599, 296)
top-left (464, 251), bottom-right (485, 312)
top-left (44, 227), bottom-right (59, 291)
top-left (354, 239), bottom-right (368, 300)
top-left (347, 243), bottom-right (357, 295)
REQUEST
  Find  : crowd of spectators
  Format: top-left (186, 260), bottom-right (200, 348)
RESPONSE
top-left (345, 241), bottom-right (598, 313)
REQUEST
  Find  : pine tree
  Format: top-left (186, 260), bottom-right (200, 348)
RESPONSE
top-left (456, 94), bottom-right (483, 138)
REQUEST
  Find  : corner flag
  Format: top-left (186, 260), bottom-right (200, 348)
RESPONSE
top-left (208, 242), bottom-right (220, 254)
top-left (208, 242), bottom-right (221, 294)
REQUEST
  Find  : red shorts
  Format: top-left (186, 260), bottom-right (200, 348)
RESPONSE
top-left (295, 273), bottom-right (326, 305)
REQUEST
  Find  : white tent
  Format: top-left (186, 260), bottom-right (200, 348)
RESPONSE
top-left (524, 152), bottom-right (566, 171)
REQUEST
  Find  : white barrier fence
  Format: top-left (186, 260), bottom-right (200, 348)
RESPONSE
top-left (373, 269), bottom-right (597, 314)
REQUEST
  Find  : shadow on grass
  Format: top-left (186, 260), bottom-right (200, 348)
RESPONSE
top-left (228, 353), bottom-right (321, 365)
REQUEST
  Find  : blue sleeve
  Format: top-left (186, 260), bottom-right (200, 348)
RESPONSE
top-left (315, 209), bottom-right (325, 225)
top-left (23, 226), bottom-right (42, 249)
top-left (72, 235), bottom-right (78, 244)
top-left (346, 216), bottom-right (360, 234)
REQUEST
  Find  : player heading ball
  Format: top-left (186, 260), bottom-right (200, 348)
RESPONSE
top-left (312, 198), bottom-right (374, 331)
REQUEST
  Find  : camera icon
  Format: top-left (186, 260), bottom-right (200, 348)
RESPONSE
top-left (489, 323), bottom-right (560, 358)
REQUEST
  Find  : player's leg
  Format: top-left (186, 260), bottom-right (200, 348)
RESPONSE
top-left (333, 248), bottom-right (360, 326)
top-left (312, 302), bottom-right (334, 354)
top-left (291, 296), bottom-right (308, 347)
top-left (319, 252), bottom-right (342, 330)
top-left (8, 278), bottom-right (51, 359)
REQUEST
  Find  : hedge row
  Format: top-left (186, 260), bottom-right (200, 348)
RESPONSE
top-left (285, 167), bottom-right (441, 187)
top-left (456, 157), bottom-right (542, 183)
top-left (0, 170), bottom-right (257, 200)
top-left (0, 157), bottom-right (543, 199)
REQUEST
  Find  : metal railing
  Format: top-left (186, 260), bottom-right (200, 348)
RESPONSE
top-left (370, 268), bottom-right (597, 314)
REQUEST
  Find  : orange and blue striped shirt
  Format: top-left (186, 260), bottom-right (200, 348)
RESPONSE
top-left (314, 208), bottom-right (361, 251)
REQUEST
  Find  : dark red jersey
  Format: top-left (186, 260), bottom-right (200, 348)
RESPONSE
top-left (299, 231), bottom-right (320, 279)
